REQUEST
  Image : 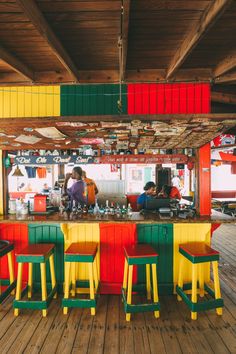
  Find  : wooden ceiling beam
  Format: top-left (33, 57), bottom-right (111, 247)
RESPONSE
top-left (214, 72), bottom-right (236, 84)
top-left (166, 0), bottom-right (232, 79)
top-left (0, 44), bottom-right (34, 81)
top-left (0, 68), bottom-right (214, 85)
top-left (211, 91), bottom-right (236, 105)
top-left (214, 52), bottom-right (236, 78)
top-left (121, 0), bottom-right (131, 81)
top-left (16, 0), bottom-right (79, 82)
top-left (0, 113), bottom-right (235, 125)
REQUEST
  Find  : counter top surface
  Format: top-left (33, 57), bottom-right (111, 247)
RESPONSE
top-left (0, 211), bottom-right (234, 224)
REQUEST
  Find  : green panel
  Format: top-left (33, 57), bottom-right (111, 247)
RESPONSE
top-left (60, 84), bottom-right (127, 115)
top-left (137, 224), bottom-right (173, 294)
top-left (28, 224), bottom-right (64, 292)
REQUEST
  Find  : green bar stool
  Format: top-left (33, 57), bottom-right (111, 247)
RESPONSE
top-left (14, 243), bottom-right (57, 317)
top-left (122, 244), bottom-right (160, 321)
top-left (0, 240), bottom-right (16, 303)
top-left (176, 242), bottom-right (224, 320)
top-left (62, 242), bottom-right (99, 315)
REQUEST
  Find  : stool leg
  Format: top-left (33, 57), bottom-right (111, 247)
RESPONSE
top-left (93, 258), bottom-right (99, 293)
top-left (40, 262), bottom-right (47, 317)
top-left (199, 263), bottom-right (205, 297)
top-left (122, 258), bottom-right (128, 291)
top-left (14, 263), bottom-right (23, 316)
top-left (28, 263), bottom-right (33, 298)
top-left (151, 264), bottom-right (160, 318)
top-left (7, 251), bottom-right (15, 295)
top-left (146, 264), bottom-right (151, 300)
top-left (49, 254), bottom-right (57, 299)
top-left (212, 261), bottom-right (223, 316)
top-left (63, 262), bottom-right (71, 315)
top-left (71, 262), bottom-right (76, 297)
top-left (191, 264), bottom-right (198, 320)
top-left (88, 262), bottom-right (95, 315)
top-left (126, 265), bottom-right (133, 321)
top-left (177, 255), bottom-right (184, 301)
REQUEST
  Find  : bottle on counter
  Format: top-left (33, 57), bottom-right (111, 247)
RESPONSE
top-left (110, 202), bottom-right (115, 215)
top-left (88, 205), bottom-right (94, 214)
top-left (93, 200), bottom-right (100, 215)
top-left (127, 203), bottom-right (133, 217)
top-left (121, 205), bottom-right (127, 215)
top-left (105, 200), bottom-right (110, 215)
top-left (115, 203), bottom-right (121, 217)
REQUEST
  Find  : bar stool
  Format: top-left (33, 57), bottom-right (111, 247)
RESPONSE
top-left (176, 242), bottom-right (223, 320)
top-left (122, 244), bottom-right (160, 321)
top-left (0, 240), bottom-right (16, 303)
top-left (62, 242), bottom-right (99, 315)
top-left (14, 243), bottom-right (57, 317)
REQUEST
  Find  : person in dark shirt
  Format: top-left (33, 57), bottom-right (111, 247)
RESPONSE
top-left (137, 181), bottom-right (157, 211)
top-left (63, 166), bottom-right (86, 207)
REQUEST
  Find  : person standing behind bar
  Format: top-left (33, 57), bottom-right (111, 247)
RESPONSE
top-left (160, 184), bottom-right (181, 200)
top-left (137, 181), bottom-right (157, 211)
top-left (82, 170), bottom-right (98, 207)
top-left (63, 166), bottom-right (86, 207)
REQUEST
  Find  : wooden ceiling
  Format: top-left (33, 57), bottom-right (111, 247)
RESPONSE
top-left (0, 113), bottom-right (235, 150)
top-left (0, 0), bottom-right (235, 87)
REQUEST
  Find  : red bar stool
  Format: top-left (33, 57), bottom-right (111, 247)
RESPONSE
top-left (176, 242), bottom-right (223, 320)
top-left (62, 242), bottom-right (99, 315)
top-left (122, 244), bottom-right (160, 321)
top-left (0, 240), bottom-right (16, 303)
top-left (14, 243), bottom-right (57, 317)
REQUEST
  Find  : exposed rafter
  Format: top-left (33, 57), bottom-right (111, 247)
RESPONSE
top-left (214, 52), bottom-right (236, 78)
top-left (0, 44), bottom-right (34, 81)
top-left (166, 0), bottom-right (232, 79)
top-left (211, 91), bottom-right (236, 105)
top-left (16, 0), bottom-right (79, 82)
top-left (121, 0), bottom-right (131, 81)
top-left (215, 72), bottom-right (236, 84)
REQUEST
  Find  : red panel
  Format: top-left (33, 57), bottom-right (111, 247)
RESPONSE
top-left (199, 143), bottom-right (211, 215)
top-left (0, 223), bottom-right (28, 281)
top-left (127, 83), bottom-right (210, 114)
top-left (126, 194), bottom-right (139, 211)
top-left (100, 223), bottom-right (137, 294)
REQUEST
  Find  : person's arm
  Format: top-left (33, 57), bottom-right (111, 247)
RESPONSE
top-left (94, 182), bottom-right (99, 195)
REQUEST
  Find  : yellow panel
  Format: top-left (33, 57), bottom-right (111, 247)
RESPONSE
top-left (0, 150), bottom-right (3, 215)
top-left (0, 86), bottom-right (60, 118)
top-left (61, 223), bottom-right (100, 281)
top-left (173, 224), bottom-right (211, 286)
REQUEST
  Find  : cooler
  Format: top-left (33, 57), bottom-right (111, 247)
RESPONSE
top-left (34, 195), bottom-right (47, 212)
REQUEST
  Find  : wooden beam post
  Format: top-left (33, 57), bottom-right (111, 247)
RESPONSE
top-left (121, 0), bottom-right (131, 81)
top-left (214, 52), bottom-right (236, 78)
top-left (166, 0), bottom-right (232, 79)
top-left (211, 91), bottom-right (236, 105)
top-left (16, 0), bottom-right (79, 82)
top-left (0, 44), bottom-right (34, 81)
top-left (215, 72), bottom-right (236, 84)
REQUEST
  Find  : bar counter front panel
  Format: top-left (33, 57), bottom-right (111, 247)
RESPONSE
top-left (0, 212), bottom-right (232, 295)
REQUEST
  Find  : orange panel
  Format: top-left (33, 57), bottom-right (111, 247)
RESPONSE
top-left (199, 144), bottom-right (211, 215)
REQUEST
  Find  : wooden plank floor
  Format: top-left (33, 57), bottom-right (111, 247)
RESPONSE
top-left (0, 224), bottom-right (236, 354)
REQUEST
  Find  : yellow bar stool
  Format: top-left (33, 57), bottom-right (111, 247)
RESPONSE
top-left (122, 244), bottom-right (160, 321)
top-left (62, 242), bottom-right (99, 315)
top-left (176, 242), bottom-right (223, 320)
top-left (14, 243), bottom-right (57, 317)
top-left (0, 240), bottom-right (16, 303)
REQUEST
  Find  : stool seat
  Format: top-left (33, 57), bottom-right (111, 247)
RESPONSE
top-left (124, 244), bottom-right (158, 258)
top-left (65, 242), bottom-right (98, 262)
top-left (179, 242), bottom-right (219, 263)
top-left (124, 244), bottom-right (158, 265)
top-left (16, 243), bottom-right (55, 257)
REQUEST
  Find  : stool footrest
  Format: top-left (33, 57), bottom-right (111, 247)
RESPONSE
top-left (62, 297), bottom-right (97, 309)
top-left (176, 284), bottom-right (224, 312)
top-left (122, 288), bottom-right (160, 314)
top-left (0, 280), bottom-right (16, 303)
top-left (13, 285), bottom-right (57, 310)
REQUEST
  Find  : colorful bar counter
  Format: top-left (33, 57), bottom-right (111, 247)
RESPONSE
top-left (0, 212), bottom-right (233, 295)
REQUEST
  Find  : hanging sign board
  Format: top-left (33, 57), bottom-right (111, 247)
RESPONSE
top-left (14, 154), bottom-right (189, 165)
